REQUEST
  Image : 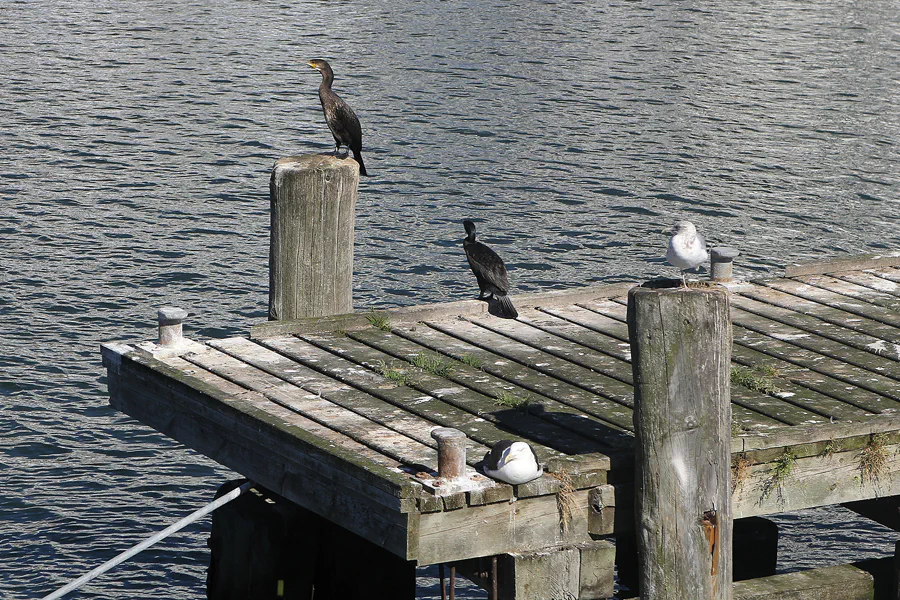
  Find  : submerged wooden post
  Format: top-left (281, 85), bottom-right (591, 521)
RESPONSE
top-left (268, 154), bottom-right (359, 321)
top-left (627, 281), bottom-right (733, 600)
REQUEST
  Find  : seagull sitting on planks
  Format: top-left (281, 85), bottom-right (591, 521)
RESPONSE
top-left (482, 440), bottom-right (542, 485)
top-left (462, 219), bottom-right (518, 319)
top-left (666, 220), bottom-right (709, 287)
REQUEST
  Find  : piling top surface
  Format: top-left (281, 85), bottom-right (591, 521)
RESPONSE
top-left (273, 153), bottom-right (358, 173)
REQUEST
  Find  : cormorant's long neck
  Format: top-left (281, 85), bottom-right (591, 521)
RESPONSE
top-left (319, 69), bottom-right (334, 90)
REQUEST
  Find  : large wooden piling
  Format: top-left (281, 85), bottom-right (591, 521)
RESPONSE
top-left (268, 154), bottom-right (359, 321)
top-left (627, 281), bottom-right (733, 600)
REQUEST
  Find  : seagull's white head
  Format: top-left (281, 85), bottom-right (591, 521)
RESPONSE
top-left (671, 220), bottom-right (697, 236)
top-left (499, 441), bottom-right (534, 467)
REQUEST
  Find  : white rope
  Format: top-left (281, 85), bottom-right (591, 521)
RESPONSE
top-left (41, 481), bottom-right (254, 600)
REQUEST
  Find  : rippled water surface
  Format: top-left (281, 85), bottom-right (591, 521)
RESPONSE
top-left (2, 1), bottom-right (899, 598)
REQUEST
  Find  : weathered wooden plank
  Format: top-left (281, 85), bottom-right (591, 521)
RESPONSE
top-left (391, 323), bottom-right (638, 434)
top-left (761, 277), bottom-right (900, 329)
top-left (302, 331), bottom-right (610, 458)
top-left (258, 333), bottom-right (571, 463)
top-left (103, 345), bottom-right (417, 498)
top-left (835, 270), bottom-right (900, 298)
top-left (416, 489), bottom-right (593, 564)
top-left (732, 293), bottom-right (900, 364)
top-left (730, 306), bottom-right (900, 384)
top-left (543, 303), bottom-right (829, 427)
top-left (346, 327), bottom-right (631, 449)
top-left (729, 341), bottom-right (893, 419)
top-left (794, 274), bottom-right (900, 311)
top-left (206, 336), bottom-right (492, 470)
top-left (180, 345), bottom-right (446, 474)
top-left (426, 318), bottom-right (637, 408)
top-left (733, 416), bottom-right (900, 452)
top-left (732, 441), bottom-right (900, 519)
top-left (738, 283), bottom-right (900, 351)
top-left (732, 324), bottom-right (900, 406)
top-left (582, 298), bottom-right (893, 422)
top-left (537, 304), bottom-right (786, 430)
top-left (469, 310), bottom-right (634, 384)
top-left (871, 266), bottom-right (900, 284)
top-left (105, 354), bottom-right (417, 558)
top-left (251, 282), bottom-right (636, 339)
top-left (157, 352), bottom-right (415, 480)
top-left (732, 563), bottom-right (874, 600)
top-left (783, 250), bottom-right (900, 277)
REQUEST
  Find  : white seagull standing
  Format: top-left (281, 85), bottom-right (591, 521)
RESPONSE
top-left (666, 220), bottom-right (709, 287)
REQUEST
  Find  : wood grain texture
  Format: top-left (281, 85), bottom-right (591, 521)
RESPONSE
top-left (627, 284), bottom-right (733, 600)
top-left (268, 155), bottom-right (357, 320)
top-left (784, 250), bottom-right (900, 277)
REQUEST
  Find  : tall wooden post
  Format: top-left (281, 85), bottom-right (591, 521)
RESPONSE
top-left (268, 154), bottom-right (358, 321)
top-left (627, 281), bottom-right (733, 600)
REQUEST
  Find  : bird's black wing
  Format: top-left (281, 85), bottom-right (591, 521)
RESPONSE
top-left (466, 241), bottom-right (510, 294)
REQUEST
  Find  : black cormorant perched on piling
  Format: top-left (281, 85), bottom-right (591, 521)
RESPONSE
top-left (462, 220), bottom-right (518, 319)
top-left (307, 59), bottom-right (368, 176)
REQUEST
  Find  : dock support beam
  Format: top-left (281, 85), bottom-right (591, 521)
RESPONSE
top-left (268, 154), bottom-right (358, 321)
top-left (627, 281), bottom-right (733, 600)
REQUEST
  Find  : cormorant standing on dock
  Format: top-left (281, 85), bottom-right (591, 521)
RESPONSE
top-left (462, 220), bottom-right (518, 319)
top-left (307, 59), bottom-right (368, 176)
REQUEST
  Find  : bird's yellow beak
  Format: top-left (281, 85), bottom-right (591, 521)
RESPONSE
top-left (307, 61), bottom-right (317, 69)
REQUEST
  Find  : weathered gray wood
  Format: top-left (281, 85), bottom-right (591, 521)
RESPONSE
top-left (627, 283), bottom-right (732, 600)
top-left (730, 563), bottom-right (874, 600)
top-left (761, 276), bottom-right (900, 329)
top-left (389, 323), bottom-right (637, 435)
top-left (268, 155), bottom-right (357, 321)
top-left (733, 415), bottom-right (900, 452)
top-left (416, 489), bottom-right (593, 564)
top-left (794, 273), bottom-right (900, 311)
top-left (348, 326), bottom-right (633, 446)
top-left (252, 281), bottom-right (637, 339)
top-left (739, 281), bottom-right (900, 343)
top-left (784, 250), bottom-right (900, 277)
top-left (105, 352), bottom-right (418, 559)
top-left (732, 441), bottom-right (900, 519)
top-left (576, 540), bottom-right (616, 599)
top-left (261, 333), bottom-right (571, 462)
top-left (499, 546), bottom-right (582, 600)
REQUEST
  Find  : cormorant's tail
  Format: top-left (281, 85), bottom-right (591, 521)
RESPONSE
top-left (497, 294), bottom-right (518, 319)
top-left (354, 152), bottom-right (369, 177)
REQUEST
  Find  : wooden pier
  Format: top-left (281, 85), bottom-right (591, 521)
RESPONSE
top-left (102, 251), bottom-right (900, 598)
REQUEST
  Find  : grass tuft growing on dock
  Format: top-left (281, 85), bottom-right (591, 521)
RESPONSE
top-left (409, 353), bottom-right (454, 377)
top-left (731, 364), bottom-right (782, 395)
top-left (366, 311), bottom-right (392, 331)
top-left (458, 353), bottom-right (484, 370)
top-left (821, 438), bottom-right (842, 458)
top-left (761, 448), bottom-right (796, 502)
top-left (859, 433), bottom-right (888, 483)
top-left (494, 390), bottom-right (531, 412)
top-left (375, 360), bottom-right (411, 385)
